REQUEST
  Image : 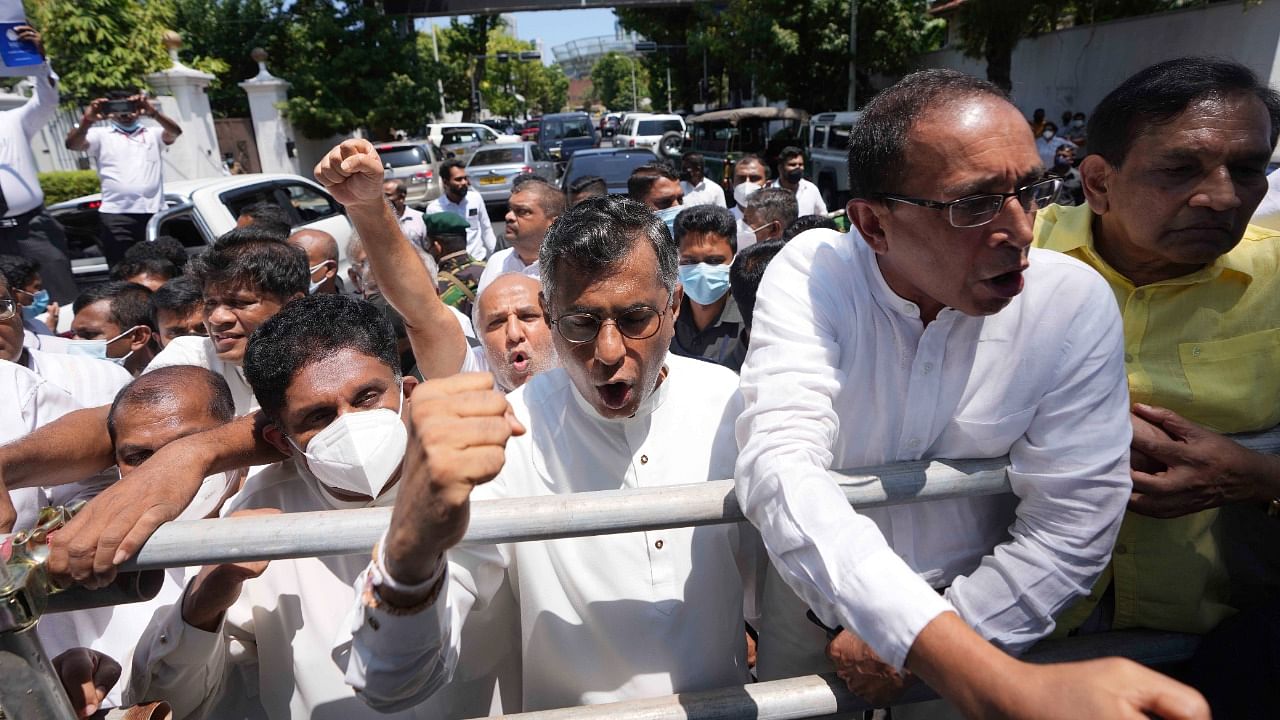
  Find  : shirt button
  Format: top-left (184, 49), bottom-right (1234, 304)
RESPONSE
top-left (640, 455), bottom-right (649, 465)
top-left (1123, 353), bottom-right (1134, 363)
top-left (1115, 544), bottom-right (1128, 555)
top-left (654, 539), bottom-right (664, 549)
top-left (922, 362), bottom-right (934, 374)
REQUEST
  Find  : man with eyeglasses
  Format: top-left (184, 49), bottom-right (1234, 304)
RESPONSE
top-left (335, 194), bottom-right (764, 713)
top-left (737, 69), bottom-right (1204, 718)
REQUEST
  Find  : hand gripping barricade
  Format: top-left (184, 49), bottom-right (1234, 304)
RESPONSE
top-left (3, 427), bottom-right (1279, 718)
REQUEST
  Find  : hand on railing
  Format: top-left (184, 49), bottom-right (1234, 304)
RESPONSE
top-left (1004, 657), bottom-right (1209, 720)
top-left (825, 629), bottom-right (914, 707)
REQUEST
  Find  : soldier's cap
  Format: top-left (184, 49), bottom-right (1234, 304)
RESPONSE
top-left (425, 212), bottom-right (470, 237)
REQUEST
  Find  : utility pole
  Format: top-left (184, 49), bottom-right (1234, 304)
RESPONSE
top-left (431, 24), bottom-right (447, 116)
top-left (666, 65), bottom-right (672, 113)
top-left (847, 0), bottom-right (858, 111)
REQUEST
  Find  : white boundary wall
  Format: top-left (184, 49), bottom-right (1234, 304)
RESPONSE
top-left (918, 1), bottom-right (1280, 124)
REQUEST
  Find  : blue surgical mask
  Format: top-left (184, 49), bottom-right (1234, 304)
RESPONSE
top-left (65, 326), bottom-right (140, 366)
top-left (678, 262), bottom-right (731, 306)
top-left (112, 119), bottom-right (141, 134)
top-left (654, 204), bottom-right (683, 237)
top-left (20, 289), bottom-right (49, 320)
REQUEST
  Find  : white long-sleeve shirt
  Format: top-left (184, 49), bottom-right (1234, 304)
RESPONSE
top-left (127, 459), bottom-right (520, 720)
top-left (0, 63), bottom-right (58, 215)
top-left (427, 189), bottom-right (496, 261)
top-left (1, 358), bottom-right (82, 530)
top-left (736, 228), bottom-right (1131, 673)
top-left (769, 177), bottom-right (827, 217)
top-left (342, 354), bottom-right (762, 713)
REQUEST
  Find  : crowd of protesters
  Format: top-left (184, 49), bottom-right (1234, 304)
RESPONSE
top-left (2, 19), bottom-right (1279, 720)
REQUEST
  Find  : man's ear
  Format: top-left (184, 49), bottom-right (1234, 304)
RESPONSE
top-left (671, 283), bottom-right (684, 321)
top-left (1080, 155), bottom-right (1111, 215)
top-left (322, 261), bottom-right (338, 281)
top-left (130, 326), bottom-right (153, 352)
top-left (261, 422), bottom-right (294, 457)
top-left (848, 198), bottom-right (890, 255)
top-left (401, 376), bottom-right (419, 398)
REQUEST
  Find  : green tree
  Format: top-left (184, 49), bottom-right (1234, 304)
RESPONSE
top-left (26, 0), bottom-right (177, 102)
top-left (591, 51), bottom-right (649, 111)
top-left (428, 15), bottom-right (503, 122)
top-left (480, 29), bottom-right (570, 117)
top-left (172, 0), bottom-right (287, 118)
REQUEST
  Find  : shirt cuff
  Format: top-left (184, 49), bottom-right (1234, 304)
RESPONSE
top-left (835, 545), bottom-right (954, 669)
top-left (160, 599), bottom-right (227, 667)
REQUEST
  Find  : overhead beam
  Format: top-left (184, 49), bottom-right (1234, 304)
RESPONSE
top-left (384, 0), bottom-right (698, 16)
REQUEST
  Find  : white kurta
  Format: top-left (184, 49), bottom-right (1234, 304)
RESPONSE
top-left (342, 354), bottom-right (761, 713)
top-left (127, 460), bottom-right (520, 720)
top-left (769, 177), bottom-right (827, 217)
top-left (1, 358), bottom-right (82, 530)
top-left (736, 228), bottom-right (1131, 673)
top-left (680, 178), bottom-right (727, 208)
top-left (85, 125), bottom-right (166, 214)
top-left (0, 64), bottom-right (58, 215)
top-left (144, 336), bottom-right (257, 415)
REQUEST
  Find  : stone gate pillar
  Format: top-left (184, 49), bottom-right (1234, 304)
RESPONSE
top-left (239, 49), bottom-right (300, 175)
top-left (144, 31), bottom-right (223, 180)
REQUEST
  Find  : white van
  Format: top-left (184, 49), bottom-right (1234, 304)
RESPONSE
top-left (613, 113), bottom-right (685, 158)
top-left (808, 111), bottom-right (861, 209)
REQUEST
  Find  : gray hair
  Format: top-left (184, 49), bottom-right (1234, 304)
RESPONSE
top-left (538, 195), bottom-right (677, 309)
top-left (343, 229), bottom-right (436, 291)
top-left (747, 187), bottom-right (799, 230)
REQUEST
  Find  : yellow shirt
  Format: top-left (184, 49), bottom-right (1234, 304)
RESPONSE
top-left (1034, 202), bottom-right (1280, 633)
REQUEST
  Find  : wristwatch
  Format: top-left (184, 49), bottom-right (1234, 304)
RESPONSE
top-left (362, 540), bottom-right (446, 617)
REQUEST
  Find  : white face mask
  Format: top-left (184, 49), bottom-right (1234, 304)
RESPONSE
top-left (288, 391), bottom-right (408, 499)
top-left (1041, 129), bottom-right (1055, 140)
top-left (308, 261), bottom-right (331, 295)
top-left (733, 180), bottom-right (763, 207)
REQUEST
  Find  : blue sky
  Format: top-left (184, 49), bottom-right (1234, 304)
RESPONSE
top-left (419, 8), bottom-right (621, 65)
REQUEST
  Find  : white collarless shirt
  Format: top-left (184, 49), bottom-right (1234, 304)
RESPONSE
top-left (143, 335), bottom-right (257, 414)
top-left (128, 459), bottom-right (521, 720)
top-left (736, 228), bottom-right (1131, 671)
top-left (343, 355), bottom-right (761, 713)
top-left (85, 125), bottom-right (166, 214)
top-left (426, 189), bottom-right (496, 260)
top-left (680, 178), bottom-right (727, 208)
top-left (24, 346), bottom-right (132, 408)
top-left (1, 358), bottom-right (83, 530)
top-left (0, 64), bottom-right (58, 216)
top-left (476, 247), bottom-right (539, 295)
top-left (770, 177), bottom-right (827, 216)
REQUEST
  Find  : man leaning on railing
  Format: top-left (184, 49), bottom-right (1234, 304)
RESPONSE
top-left (735, 68), bottom-right (1208, 719)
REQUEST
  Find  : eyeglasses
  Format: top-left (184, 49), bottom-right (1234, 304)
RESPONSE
top-left (874, 177), bottom-right (1062, 229)
top-left (552, 304), bottom-right (667, 344)
top-left (0, 298), bottom-right (15, 321)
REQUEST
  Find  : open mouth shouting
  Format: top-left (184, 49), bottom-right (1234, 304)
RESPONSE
top-left (596, 380), bottom-right (634, 411)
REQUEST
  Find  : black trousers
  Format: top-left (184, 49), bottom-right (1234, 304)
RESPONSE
top-left (98, 211), bottom-right (152, 266)
top-left (0, 210), bottom-right (79, 304)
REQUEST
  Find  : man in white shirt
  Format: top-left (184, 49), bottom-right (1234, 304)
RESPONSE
top-left (0, 357), bottom-right (80, 532)
top-left (65, 90), bottom-right (183, 265)
top-left (339, 194), bottom-right (759, 714)
top-left (679, 152), bottom-right (727, 208)
top-left (1035, 121), bottom-right (1077, 168)
top-left (70, 280), bottom-right (157, 376)
top-left (770, 146), bottom-right (827, 217)
top-left (384, 179), bottom-right (427, 249)
top-left (126, 294), bottom-right (518, 719)
top-left (426, 159), bottom-right (496, 261)
top-left (476, 181), bottom-right (564, 294)
top-left (736, 68), bottom-right (1206, 718)
top-left (0, 24), bottom-right (78, 304)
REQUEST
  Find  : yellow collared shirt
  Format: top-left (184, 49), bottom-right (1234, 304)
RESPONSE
top-left (1034, 202), bottom-right (1280, 633)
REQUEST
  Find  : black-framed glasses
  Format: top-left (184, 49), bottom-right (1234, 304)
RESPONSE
top-left (875, 177), bottom-right (1063, 228)
top-left (0, 298), bottom-right (15, 321)
top-left (552, 304), bottom-right (667, 344)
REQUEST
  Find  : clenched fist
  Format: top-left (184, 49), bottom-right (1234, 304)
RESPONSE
top-left (314, 138), bottom-right (389, 209)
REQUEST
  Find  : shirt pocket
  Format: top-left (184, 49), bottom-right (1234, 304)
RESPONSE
top-left (1179, 328), bottom-right (1280, 433)
top-left (944, 406), bottom-right (1037, 458)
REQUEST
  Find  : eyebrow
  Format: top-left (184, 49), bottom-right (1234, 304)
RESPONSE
top-left (288, 379), bottom-right (387, 420)
top-left (943, 168), bottom-right (1046, 198)
top-left (564, 300), bottom-right (660, 315)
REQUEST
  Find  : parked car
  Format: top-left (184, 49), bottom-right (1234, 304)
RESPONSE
top-left (559, 147), bottom-right (660, 196)
top-left (808, 111), bottom-right (860, 209)
top-left (480, 118), bottom-right (520, 136)
top-left (467, 142), bottom-right (559, 206)
top-left (49, 174), bottom-right (353, 287)
top-left (683, 106), bottom-right (809, 198)
top-left (613, 113), bottom-right (685, 158)
top-left (599, 112), bottom-right (621, 139)
top-left (536, 112), bottom-right (598, 161)
top-left (424, 122), bottom-right (519, 163)
top-left (520, 117), bottom-right (541, 142)
top-left (374, 140), bottom-right (444, 209)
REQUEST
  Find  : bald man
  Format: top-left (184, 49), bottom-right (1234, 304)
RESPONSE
top-left (463, 272), bottom-right (556, 391)
top-left (287, 229), bottom-right (340, 295)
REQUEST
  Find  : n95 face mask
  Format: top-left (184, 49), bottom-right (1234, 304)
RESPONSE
top-left (289, 395), bottom-right (408, 499)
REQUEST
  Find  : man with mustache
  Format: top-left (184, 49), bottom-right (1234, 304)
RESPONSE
top-left (1032, 57), bottom-right (1280, 716)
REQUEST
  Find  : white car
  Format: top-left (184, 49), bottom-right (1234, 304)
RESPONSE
top-left (424, 122), bottom-right (521, 164)
top-left (808, 111), bottom-right (861, 209)
top-left (612, 113), bottom-right (685, 158)
top-left (49, 173), bottom-right (354, 285)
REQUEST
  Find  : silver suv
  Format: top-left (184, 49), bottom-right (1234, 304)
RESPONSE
top-left (374, 141), bottom-right (444, 209)
top-left (808, 111), bottom-right (860, 209)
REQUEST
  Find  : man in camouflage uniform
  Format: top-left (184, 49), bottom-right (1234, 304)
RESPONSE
top-left (426, 212), bottom-right (485, 318)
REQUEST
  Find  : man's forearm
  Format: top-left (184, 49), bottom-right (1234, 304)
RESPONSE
top-left (905, 612), bottom-right (1025, 717)
top-left (152, 111), bottom-right (182, 141)
top-left (0, 406), bottom-right (114, 489)
top-left (345, 201), bottom-right (468, 378)
top-left (1238, 446), bottom-right (1280, 503)
top-left (173, 412), bottom-right (284, 476)
top-left (65, 121), bottom-right (91, 151)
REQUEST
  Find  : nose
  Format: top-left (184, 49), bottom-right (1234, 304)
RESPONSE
top-left (505, 206), bottom-right (516, 224)
top-left (1189, 165), bottom-right (1242, 212)
top-left (991, 195), bottom-right (1035, 249)
top-left (504, 314), bottom-right (524, 343)
top-left (593, 321), bottom-right (626, 367)
top-left (207, 304), bottom-right (235, 327)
